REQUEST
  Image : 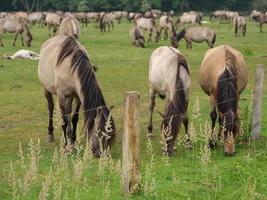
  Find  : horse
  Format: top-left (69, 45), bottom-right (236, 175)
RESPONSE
top-left (233, 16), bottom-right (246, 36)
top-left (72, 12), bottom-right (88, 27)
top-left (129, 25), bottom-right (145, 48)
top-left (176, 11), bottom-right (201, 27)
top-left (128, 12), bottom-right (142, 22)
top-left (112, 11), bottom-right (123, 24)
top-left (4, 49), bottom-right (39, 60)
top-left (250, 10), bottom-right (261, 22)
top-left (0, 16), bottom-right (32, 47)
top-left (45, 13), bottom-right (61, 36)
top-left (159, 15), bottom-right (178, 48)
top-left (59, 16), bottom-right (80, 39)
top-left (28, 12), bottom-right (46, 27)
top-left (199, 45), bottom-right (248, 156)
top-left (99, 13), bottom-right (114, 32)
top-left (38, 35), bottom-right (116, 157)
top-left (136, 17), bottom-right (160, 43)
top-left (258, 13), bottom-right (267, 32)
top-left (148, 46), bottom-right (191, 155)
top-left (176, 26), bottom-right (216, 49)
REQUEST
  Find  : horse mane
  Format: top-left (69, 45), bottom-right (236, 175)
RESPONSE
top-left (176, 28), bottom-right (186, 42)
top-left (217, 49), bottom-right (238, 133)
top-left (57, 36), bottom-right (112, 134)
top-left (162, 53), bottom-right (189, 150)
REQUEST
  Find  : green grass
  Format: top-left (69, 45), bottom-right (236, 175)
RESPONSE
top-left (0, 18), bottom-right (267, 200)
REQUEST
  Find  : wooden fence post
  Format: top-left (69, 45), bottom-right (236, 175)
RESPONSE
top-left (122, 91), bottom-right (141, 194)
top-left (251, 65), bottom-right (265, 140)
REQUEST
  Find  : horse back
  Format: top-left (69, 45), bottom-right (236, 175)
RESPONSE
top-left (199, 45), bottom-right (247, 95)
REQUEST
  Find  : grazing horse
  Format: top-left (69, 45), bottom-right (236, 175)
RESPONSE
top-left (136, 17), bottom-right (160, 43)
top-left (233, 16), bottom-right (246, 36)
top-left (199, 45), bottom-right (248, 156)
top-left (129, 25), bottom-right (145, 48)
top-left (38, 36), bottom-right (116, 157)
top-left (45, 13), bottom-right (61, 36)
top-left (99, 13), bottom-right (114, 32)
top-left (112, 11), bottom-right (123, 24)
top-left (148, 46), bottom-right (191, 155)
top-left (0, 16), bottom-right (32, 47)
top-left (159, 15), bottom-right (178, 48)
top-left (59, 16), bottom-right (80, 39)
top-left (176, 27), bottom-right (216, 49)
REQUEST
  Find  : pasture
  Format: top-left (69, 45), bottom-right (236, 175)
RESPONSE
top-left (0, 18), bottom-right (267, 199)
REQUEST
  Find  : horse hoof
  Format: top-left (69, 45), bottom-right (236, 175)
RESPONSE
top-left (208, 140), bottom-right (216, 149)
top-left (46, 135), bottom-right (54, 143)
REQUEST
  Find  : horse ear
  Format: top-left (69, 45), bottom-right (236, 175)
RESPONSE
top-left (157, 110), bottom-right (164, 118)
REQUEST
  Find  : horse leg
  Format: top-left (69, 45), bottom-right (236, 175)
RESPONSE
top-left (58, 95), bottom-right (70, 147)
top-left (189, 41), bottom-right (193, 49)
top-left (48, 25), bottom-right (51, 36)
top-left (20, 33), bottom-right (24, 46)
top-left (159, 27), bottom-right (163, 40)
top-left (164, 29), bottom-right (168, 40)
top-left (147, 89), bottom-right (156, 138)
top-left (148, 29), bottom-right (152, 43)
top-left (44, 89), bottom-right (54, 142)
top-left (183, 115), bottom-right (192, 149)
top-left (53, 26), bottom-right (57, 36)
top-left (0, 34), bottom-right (4, 47)
top-left (65, 97), bottom-right (74, 145)
top-left (12, 33), bottom-right (18, 47)
top-left (107, 23), bottom-right (110, 32)
top-left (209, 95), bottom-right (217, 149)
top-left (71, 98), bottom-right (81, 144)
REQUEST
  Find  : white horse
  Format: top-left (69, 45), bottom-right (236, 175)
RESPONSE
top-left (148, 46), bottom-right (191, 155)
top-left (4, 49), bottom-right (39, 60)
top-left (136, 17), bottom-right (160, 43)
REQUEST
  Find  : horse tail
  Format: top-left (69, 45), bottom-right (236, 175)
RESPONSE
top-left (176, 28), bottom-right (186, 42)
top-left (212, 32), bottom-right (216, 46)
top-left (217, 49), bottom-right (238, 133)
top-left (162, 53), bottom-right (189, 146)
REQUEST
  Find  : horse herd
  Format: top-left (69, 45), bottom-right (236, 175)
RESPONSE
top-left (1, 9), bottom-right (258, 158)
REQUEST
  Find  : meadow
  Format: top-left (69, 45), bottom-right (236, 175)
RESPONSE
top-left (0, 17), bottom-right (267, 199)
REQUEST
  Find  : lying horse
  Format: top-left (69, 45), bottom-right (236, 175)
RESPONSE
top-left (176, 27), bottom-right (216, 49)
top-left (38, 35), bottom-right (116, 157)
top-left (0, 15), bottom-right (32, 47)
top-left (129, 25), bottom-right (145, 48)
top-left (233, 16), bottom-right (246, 36)
top-left (199, 45), bottom-right (248, 156)
top-left (148, 46), bottom-right (191, 155)
top-left (136, 17), bottom-right (160, 43)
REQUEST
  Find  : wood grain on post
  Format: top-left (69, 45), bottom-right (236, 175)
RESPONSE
top-left (251, 65), bottom-right (265, 140)
top-left (122, 91), bottom-right (141, 194)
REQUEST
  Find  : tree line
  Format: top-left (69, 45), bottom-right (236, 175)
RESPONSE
top-left (0, 0), bottom-right (266, 13)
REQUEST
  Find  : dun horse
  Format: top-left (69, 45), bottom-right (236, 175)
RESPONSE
top-left (233, 16), bottom-right (246, 36)
top-left (99, 13), bottom-right (114, 32)
top-left (0, 16), bottom-right (32, 47)
top-left (136, 17), bottom-right (160, 43)
top-left (38, 36), bottom-right (116, 157)
top-left (148, 46), bottom-right (191, 155)
top-left (59, 16), bottom-right (81, 39)
top-left (176, 27), bottom-right (216, 49)
top-left (129, 25), bottom-right (145, 48)
top-left (45, 13), bottom-right (61, 36)
top-left (159, 15), bottom-right (178, 48)
top-left (199, 45), bottom-right (248, 156)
